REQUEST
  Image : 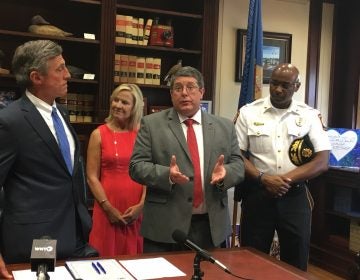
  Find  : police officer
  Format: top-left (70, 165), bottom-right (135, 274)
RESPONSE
top-left (235, 63), bottom-right (331, 271)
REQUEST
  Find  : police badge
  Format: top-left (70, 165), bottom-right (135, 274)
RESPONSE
top-left (289, 134), bottom-right (315, 166)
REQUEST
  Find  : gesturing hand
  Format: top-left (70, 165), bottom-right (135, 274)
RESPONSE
top-left (210, 154), bottom-right (226, 185)
top-left (169, 155), bottom-right (190, 185)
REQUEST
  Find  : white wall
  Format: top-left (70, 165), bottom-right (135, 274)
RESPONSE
top-left (216, 0), bottom-right (310, 120)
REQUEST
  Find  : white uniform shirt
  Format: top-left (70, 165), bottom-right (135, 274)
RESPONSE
top-left (235, 96), bottom-right (331, 175)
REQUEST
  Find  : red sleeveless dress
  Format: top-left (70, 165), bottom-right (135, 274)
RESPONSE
top-left (89, 124), bottom-right (143, 256)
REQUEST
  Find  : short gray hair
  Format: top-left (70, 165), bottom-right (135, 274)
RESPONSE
top-left (12, 40), bottom-right (63, 88)
top-left (169, 66), bottom-right (204, 89)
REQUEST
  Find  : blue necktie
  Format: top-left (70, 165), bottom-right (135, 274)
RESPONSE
top-left (51, 107), bottom-right (72, 174)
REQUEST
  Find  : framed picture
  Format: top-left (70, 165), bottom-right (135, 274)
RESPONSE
top-left (200, 100), bottom-right (212, 114)
top-left (235, 29), bottom-right (292, 83)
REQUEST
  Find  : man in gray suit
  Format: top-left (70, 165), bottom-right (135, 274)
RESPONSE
top-left (0, 40), bottom-right (96, 278)
top-left (130, 66), bottom-right (244, 252)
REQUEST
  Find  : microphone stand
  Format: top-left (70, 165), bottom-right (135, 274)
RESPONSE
top-left (191, 253), bottom-right (205, 280)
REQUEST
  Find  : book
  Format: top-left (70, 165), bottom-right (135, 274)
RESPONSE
top-left (83, 94), bottom-right (94, 123)
top-left (127, 55), bottom-right (137, 83)
top-left (136, 56), bottom-right (145, 84)
top-left (152, 57), bottom-right (161, 85)
top-left (137, 17), bottom-right (144, 45)
top-left (144, 57), bottom-right (154, 84)
top-left (66, 93), bottom-right (77, 122)
top-left (143, 18), bottom-right (153, 46)
top-left (131, 17), bottom-right (139, 44)
top-left (125, 15), bottom-right (133, 44)
top-left (65, 259), bottom-right (135, 280)
top-left (119, 54), bottom-right (129, 83)
top-left (114, 53), bottom-right (120, 83)
top-left (76, 93), bottom-right (84, 123)
top-left (115, 14), bottom-right (126, 43)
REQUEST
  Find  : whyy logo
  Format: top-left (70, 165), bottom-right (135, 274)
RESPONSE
top-left (34, 246), bottom-right (53, 252)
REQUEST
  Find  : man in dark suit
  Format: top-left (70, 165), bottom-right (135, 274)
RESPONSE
top-left (129, 66), bottom-right (244, 252)
top-left (0, 40), bottom-right (96, 278)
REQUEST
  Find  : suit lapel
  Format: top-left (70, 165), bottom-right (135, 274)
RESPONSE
top-left (20, 96), bottom-right (73, 174)
top-left (202, 112), bottom-right (215, 177)
top-left (167, 108), bottom-right (192, 161)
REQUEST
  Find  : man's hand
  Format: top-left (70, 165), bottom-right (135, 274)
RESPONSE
top-left (210, 155), bottom-right (226, 185)
top-left (261, 174), bottom-right (292, 197)
top-left (169, 155), bottom-right (189, 184)
top-left (0, 255), bottom-right (13, 279)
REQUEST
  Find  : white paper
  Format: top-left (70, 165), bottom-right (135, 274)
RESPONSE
top-left (84, 33), bottom-right (96, 40)
top-left (66, 259), bottom-right (135, 280)
top-left (119, 257), bottom-right (186, 280)
top-left (13, 266), bottom-right (73, 280)
top-left (83, 73), bottom-right (95, 80)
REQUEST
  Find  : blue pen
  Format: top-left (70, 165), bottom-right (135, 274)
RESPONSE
top-left (97, 261), bottom-right (106, 274)
top-left (92, 262), bottom-right (100, 274)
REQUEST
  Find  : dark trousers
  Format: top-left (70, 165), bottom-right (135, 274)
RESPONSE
top-left (240, 183), bottom-right (313, 271)
top-left (144, 213), bottom-right (215, 253)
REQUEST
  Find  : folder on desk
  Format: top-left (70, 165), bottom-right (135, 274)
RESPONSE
top-left (65, 259), bottom-right (135, 280)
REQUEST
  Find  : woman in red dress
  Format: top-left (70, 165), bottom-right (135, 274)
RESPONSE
top-left (87, 84), bottom-right (146, 256)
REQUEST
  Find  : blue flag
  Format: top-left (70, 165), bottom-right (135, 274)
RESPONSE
top-left (237, 0), bottom-right (263, 110)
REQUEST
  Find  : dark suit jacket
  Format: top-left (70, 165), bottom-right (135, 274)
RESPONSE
top-left (0, 95), bottom-right (92, 263)
top-left (129, 108), bottom-right (244, 246)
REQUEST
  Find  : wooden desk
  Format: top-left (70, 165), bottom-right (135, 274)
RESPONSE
top-left (5, 248), bottom-right (317, 280)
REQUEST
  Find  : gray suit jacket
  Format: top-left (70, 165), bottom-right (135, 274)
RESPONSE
top-left (0, 95), bottom-right (92, 263)
top-left (129, 108), bottom-right (244, 246)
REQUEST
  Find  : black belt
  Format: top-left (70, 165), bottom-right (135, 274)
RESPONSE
top-left (286, 181), bottom-right (307, 195)
top-left (290, 181), bottom-right (307, 188)
top-left (191, 213), bottom-right (208, 221)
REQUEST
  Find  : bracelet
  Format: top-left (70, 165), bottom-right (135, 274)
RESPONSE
top-left (99, 199), bottom-right (108, 205)
top-left (257, 171), bottom-right (265, 185)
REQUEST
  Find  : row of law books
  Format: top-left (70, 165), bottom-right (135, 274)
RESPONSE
top-left (115, 14), bottom-right (153, 46)
top-left (58, 93), bottom-right (95, 123)
top-left (114, 54), bottom-right (161, 85)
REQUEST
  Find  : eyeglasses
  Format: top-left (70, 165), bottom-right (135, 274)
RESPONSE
top-left (270, 79), bottom-right (298, 90)
top-left (172, 84), bottom-right (200, 94)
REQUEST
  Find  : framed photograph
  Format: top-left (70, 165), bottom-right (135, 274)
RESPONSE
top-left (200, 100), bottom-right (212, 114)
top-left (235, 29), bottom-right (292, 83)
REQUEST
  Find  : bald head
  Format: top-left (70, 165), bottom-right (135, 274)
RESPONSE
top-left (269, 63), bottom-right (301, 109)
top-left (271, 63), bottom-right (299, 83)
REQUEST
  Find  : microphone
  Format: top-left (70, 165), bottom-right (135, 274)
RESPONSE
top-left (30, 236), bottom-right (57, 280)
top-left (172, 229), bottom-right (230, 274)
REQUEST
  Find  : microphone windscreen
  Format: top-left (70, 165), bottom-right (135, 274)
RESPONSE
top-left (172, 229), bottom-right (187, 243)
top-left (30, 237), bottom-right (57, 272)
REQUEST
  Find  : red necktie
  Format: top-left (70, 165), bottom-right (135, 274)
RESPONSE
top-left (184, 119), bottom-right (203, 208)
